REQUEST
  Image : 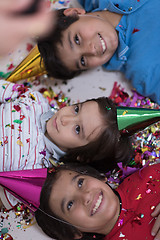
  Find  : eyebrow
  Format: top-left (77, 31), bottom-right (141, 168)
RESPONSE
top-left (61, 174), bottom-right (81, 214)
top-left (68, 31), bottom-right (81, 70)
top-left (68, 31), bottom-right (73, 50)
top-left (79, 103), bottom-right (86, 139)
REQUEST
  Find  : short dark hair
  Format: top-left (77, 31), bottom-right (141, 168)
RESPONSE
top-left (61, 97), bottom-right (133, 172)
top-left (35, 163), bottom-right (105, 240)
top-left (37, 8), bottom-right (84, 80)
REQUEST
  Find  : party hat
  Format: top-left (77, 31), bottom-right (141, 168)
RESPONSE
top-left (6, 45), bottom-right (47, 82)
top-left (117, 106), bottom-right (160, 135)
top-left (0, 168), bottom-right (47, 211)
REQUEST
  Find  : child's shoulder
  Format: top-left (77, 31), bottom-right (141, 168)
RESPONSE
top-left (139, 163), bottom-right (160, 179)
top-left (108, 0), bottom-right (148, 14)
top-left (80, 0), bottom-right (149, 14)
top-left (122, 163), bottom-right (160, 187)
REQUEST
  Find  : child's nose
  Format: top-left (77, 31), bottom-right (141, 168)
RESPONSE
top-left (61, 115), bottom-right (74, 126)
top-left (80, 191), bottom-right (91, 206)
top-left (86, 42), bottom-right (97, 56)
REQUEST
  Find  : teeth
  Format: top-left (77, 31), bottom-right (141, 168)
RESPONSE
top-left (92, 194), bottom-right (102, 214)
top-left (99, 34), bottom-right (106, 53)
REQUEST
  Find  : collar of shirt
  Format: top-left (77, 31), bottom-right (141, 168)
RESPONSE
top-left (40, 110), bottom-right (65, 160)
top-left (103, 15), bottom-right (129, 71)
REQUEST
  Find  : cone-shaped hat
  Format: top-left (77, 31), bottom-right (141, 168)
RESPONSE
top-left (117, 106), bottom-right (160, 135)
top-left (0, 168), bottom-right (47, 211)
top-left (6, 45), bottom-right (46, 82)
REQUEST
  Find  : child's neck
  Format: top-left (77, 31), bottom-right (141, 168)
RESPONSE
top-left (87, 10), bottom-right (122, 28)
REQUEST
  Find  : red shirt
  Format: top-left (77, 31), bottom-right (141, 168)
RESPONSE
top-left (104, 163), bottom-right (160, 240)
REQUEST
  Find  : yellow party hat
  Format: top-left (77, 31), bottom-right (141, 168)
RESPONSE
top-left (7, 45), bottom-right (47, 82)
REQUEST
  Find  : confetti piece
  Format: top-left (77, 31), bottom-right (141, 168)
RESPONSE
top-left (106, 107), bottom-right (111, 110)
top-left (7, 63), bottom-right (15, 71)
top-left (122, 110), bottom-right (128, 115)
top-left (39, 150), bottom-right (46, 156)
top-left (118, 219), bottom-right (124, 226)
top-left (26, 43), bottom-right (33, 52)
top-left (5, 124), bottom-right (11, 128)
top-left (136, 194), bottom-right (142, 200)
top-left (13, 120), bottom-right (23, 124)
top-left (29, 93), bottom-right (36, 100)
top-left (13, 105), bottom-right (21, 112)
top-left (26, 138), bottom-right (30, 143)
top-left (146, 189), bottom-right (151, 194)
top-left (4, 136), bottom-right (8, 144)
top-left (119, 232), bottom-right (125, 237)
top-left (132, 28), bottom-right (140, 34)
top-left (20, 115), bottom-right (25, 121)
top-left (16, 140), bottom-right (23, 146)
top-left (151, 206), bottom-right (155, 210)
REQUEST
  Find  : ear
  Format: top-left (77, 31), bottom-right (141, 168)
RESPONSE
top-left (63, 8), bottom-right (86, 17)
top-left (74, 231), bottom-right (83, 239)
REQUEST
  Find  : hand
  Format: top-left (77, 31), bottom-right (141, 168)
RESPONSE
top-left (0, 0), bottom-right (55, 56)
top-left (151, 203), bottom-right (160, 239)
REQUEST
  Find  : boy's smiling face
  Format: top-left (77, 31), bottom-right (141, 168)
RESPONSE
top-left (49, 170), bottom-right (120, 235)
top-left (57, 11), bottom-right (119, 71)
top-left (46, 101), bottom-right (104, 151)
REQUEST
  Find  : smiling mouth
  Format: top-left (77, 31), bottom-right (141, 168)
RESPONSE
top-left (98, 33), bottom-right (106, 54)
top-left (91, 192), bottom-right (103, 216)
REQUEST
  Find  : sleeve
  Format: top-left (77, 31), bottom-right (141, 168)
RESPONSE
top-left (0, 80), bottom-right (29, 103)
top-left (126, 64), bottom-right (160, 105)
top-left (0, 186), bottom-right (20, 209)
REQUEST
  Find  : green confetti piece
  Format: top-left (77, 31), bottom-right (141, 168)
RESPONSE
top-left (5, 124), bottom-right (11, 127)
top-left (0, 71), bottom-right (12, 79)
top-left (13, 119), bottom-right (23, 124)
top-left (16, 225), bottom-right (21, 228)
top-left (128, 160), bottom-right (137, 166)
top-left (0, 227), bottom-right (9, 234)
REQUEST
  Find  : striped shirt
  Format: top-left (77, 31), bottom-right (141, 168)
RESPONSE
top-left (0, 80), bottom-right (65, 208)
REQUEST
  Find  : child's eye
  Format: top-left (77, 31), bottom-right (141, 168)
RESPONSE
top-left (74, 105), bottom-right (79, 114)
top-left (75, 125), bottom-right (80, 135)
top-left (74, 34), bottom-right (80, 45)
top-left (67, 201), bottom-right (73, 211)
top-left (77, 178), bottom-right (84, 188)
top-left (81, 56), bottom-right (85, 67)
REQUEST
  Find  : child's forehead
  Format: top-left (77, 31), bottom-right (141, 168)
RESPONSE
top-left (57, 169), bottom-right (93, 182)
top-left (59, 169), bottom-right (82, 177)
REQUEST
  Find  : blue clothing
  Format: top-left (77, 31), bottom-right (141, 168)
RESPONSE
top-left (78, 0), bottom-right (160, 104)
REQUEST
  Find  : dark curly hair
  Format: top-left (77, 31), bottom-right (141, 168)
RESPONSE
top-left (37, 8), bottom-right (84, 80)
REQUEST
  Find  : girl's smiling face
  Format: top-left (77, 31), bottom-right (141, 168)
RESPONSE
top-left (49, 170), bottom-right (120, 235)
top-left (57, 11), bottom-right (119, 71)
top-left (46, 101), bottom-right (104, 151)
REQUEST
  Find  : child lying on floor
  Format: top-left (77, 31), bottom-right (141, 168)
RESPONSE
top-left (36, 162), bottom-right (160, 240)
top-left (38, 0), bottom-right (160, 104)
